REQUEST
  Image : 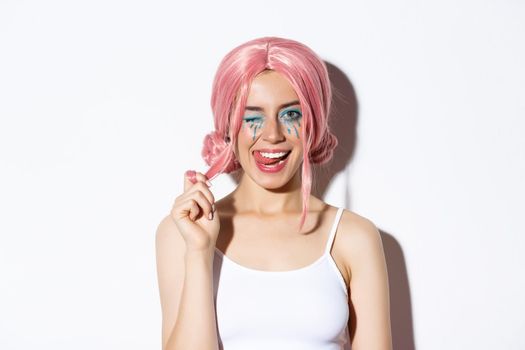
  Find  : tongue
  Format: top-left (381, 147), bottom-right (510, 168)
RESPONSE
top-left (254, 151), bottom-right (289, 165)
top-left (264, 157), bottom-right (282, 165)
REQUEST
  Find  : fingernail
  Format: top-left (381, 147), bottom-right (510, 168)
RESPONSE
top-left (185, 170), bottom-right (196, 178)
top-left (208, 212), bottom-right (213, 220)
top-left (206, 180), bottom-right (212, 187)
top-left (212, 203), bottom-right (216, 212)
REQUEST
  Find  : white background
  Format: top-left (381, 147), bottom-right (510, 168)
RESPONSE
top-left (1, 1), bottom-right (524, 349)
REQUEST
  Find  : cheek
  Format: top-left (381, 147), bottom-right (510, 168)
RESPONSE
top-left (282, 118), bottom-right (302, 138)
top-left (241, 120), bottom-right (265, 141)
top-left (239, 118), bottom-right (303, 142)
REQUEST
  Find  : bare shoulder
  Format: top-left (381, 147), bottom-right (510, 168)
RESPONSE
top-left (334, 208), bottom-right (392, 348)
top-left (336, 208), bottom-right (385, 281)
top-left (338, 209), bottom-right (382, 248)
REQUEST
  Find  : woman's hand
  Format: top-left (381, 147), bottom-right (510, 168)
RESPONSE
top-left (170, 170), bottom-right (220, 253)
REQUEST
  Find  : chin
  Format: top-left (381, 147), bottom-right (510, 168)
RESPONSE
top-left (255, 177), bottom-right (294, 191)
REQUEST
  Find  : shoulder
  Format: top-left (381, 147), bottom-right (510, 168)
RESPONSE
top-left (339, 209), bottom-right (382, 250)
top-left (336, 208), bottom-right (385, 281)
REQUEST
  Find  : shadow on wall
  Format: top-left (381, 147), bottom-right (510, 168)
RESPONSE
top-left (381, 231), bottom-right (416, 350)
top-left (312, 62), bottom-right (416, 350)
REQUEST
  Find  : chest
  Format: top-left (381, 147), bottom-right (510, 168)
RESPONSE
top-left (216, 213), bottom-right (332, 272)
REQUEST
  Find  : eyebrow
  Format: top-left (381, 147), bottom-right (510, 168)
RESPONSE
top-left (245, 100), bottom-right (300, 112)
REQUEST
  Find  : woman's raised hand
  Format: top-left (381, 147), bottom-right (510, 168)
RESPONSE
top-left (171, 170), bottom-right (220, 253)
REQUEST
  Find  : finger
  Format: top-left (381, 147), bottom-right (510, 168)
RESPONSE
top-left (184, 182), bottom-right (215, 210)
top-left (187, 191), bottom-right (213, 220)
top-left (174, 189), bottom-right (213, 221)
top-left (194, 171), bottom-right (212, 187)
top-left (184, 170), bottom-right (197, 192)
top-left (172, 197), bottom-right (199, 222)
top-left (185, 198), bottom-right (201, 221)
top-left (193, 172), bottom-right (214, 212)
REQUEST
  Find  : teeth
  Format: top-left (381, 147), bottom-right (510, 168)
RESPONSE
top-left (260, 151), bottom-right (289, 159)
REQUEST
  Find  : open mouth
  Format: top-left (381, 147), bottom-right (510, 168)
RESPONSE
top-left (253, 150), bottom-right (291, 166)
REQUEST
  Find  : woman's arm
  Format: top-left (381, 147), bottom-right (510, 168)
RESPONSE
top-left (156, 215), bottom-right (220, 350)
top-left (342, 213), bottom-right (393, 350)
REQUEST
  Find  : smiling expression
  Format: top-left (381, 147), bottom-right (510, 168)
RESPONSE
top-left (235, 70), bottom-right (304, 189)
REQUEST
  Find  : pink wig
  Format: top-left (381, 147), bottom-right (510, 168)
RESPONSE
top-left (201, 36), bottom-right (338, 231)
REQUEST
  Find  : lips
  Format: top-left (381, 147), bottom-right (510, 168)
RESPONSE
top-left (253, 150), bottom-right (291, 165)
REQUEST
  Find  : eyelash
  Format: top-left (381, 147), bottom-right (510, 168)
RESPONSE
top-left (281, 110), bottom-right (302, 121)
top-left (243, 110), bottom-right (302, 123)
top-left (243, 116), bottom-right (263, 123)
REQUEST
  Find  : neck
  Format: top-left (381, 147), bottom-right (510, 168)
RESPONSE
top-left (231, 170), bottom-right (304, 216)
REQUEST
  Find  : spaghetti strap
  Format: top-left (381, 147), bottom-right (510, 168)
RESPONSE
top-left (324, 207), bottom-right (345, 255)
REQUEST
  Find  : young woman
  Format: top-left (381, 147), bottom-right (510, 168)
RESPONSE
top-left (156, 37), bottom-right (392, 350)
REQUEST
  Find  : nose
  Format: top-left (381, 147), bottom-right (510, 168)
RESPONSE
top-left (262, 117), bottom-right (286, 143)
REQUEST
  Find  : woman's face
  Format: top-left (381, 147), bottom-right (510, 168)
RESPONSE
top-left (235, 70), bottom-right (304, 190)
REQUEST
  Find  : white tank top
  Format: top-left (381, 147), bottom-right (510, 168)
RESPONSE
top-left (213, 207), bottom-right (351, 350)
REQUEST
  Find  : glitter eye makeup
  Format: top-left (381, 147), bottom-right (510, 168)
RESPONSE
top-left (279, 108), bottom-right (302, 138)
top-left (242, 107), bottom-right (303, 140)
top-left (243, 115), bottom-right (265, 141)
top-left (279, 108), bottom-right (302, 121)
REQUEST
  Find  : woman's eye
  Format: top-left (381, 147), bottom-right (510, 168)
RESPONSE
top-left (243, 116), bottom-right (263, 123)
top-left (281, 110), bottom-right (302, 120)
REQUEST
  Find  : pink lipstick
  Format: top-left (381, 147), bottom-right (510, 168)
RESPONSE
top-left (253, 150), bottom-right (291, 173)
